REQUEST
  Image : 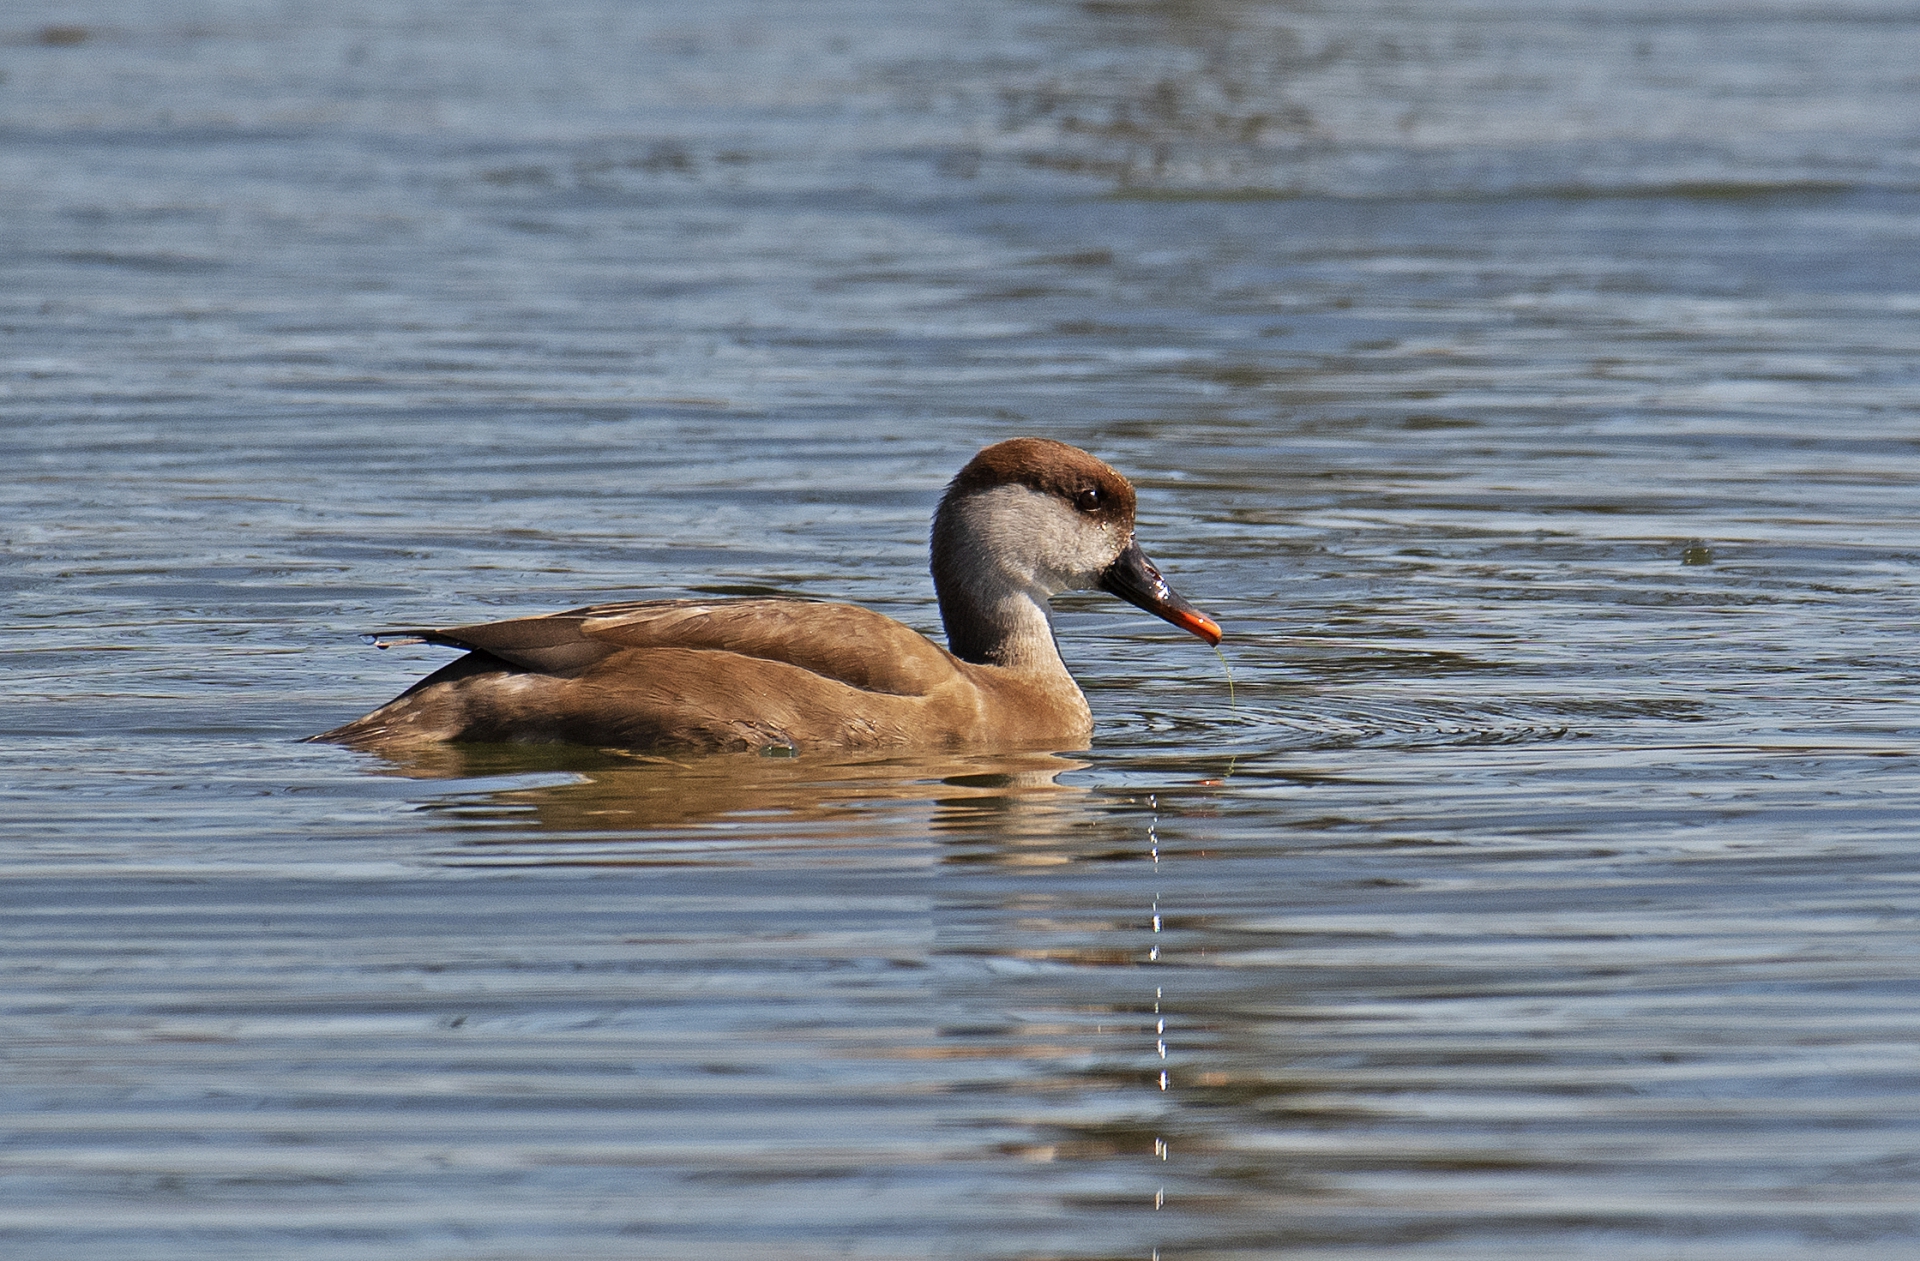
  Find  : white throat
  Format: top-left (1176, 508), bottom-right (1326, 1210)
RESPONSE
top-left (931, 484), bottom-right (1126, 671)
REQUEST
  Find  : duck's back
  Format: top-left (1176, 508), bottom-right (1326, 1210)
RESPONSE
top-left (316, 598), bottom-right (1038, 753)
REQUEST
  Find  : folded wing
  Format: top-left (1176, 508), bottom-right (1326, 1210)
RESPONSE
top-left (397, 598), bottom-right (957, 697)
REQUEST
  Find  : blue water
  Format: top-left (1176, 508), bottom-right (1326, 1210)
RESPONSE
top-left (4, 2), bottom-right (1919, 1257)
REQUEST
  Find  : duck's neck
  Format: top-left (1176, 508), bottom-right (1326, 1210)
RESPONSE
top-left (939, 578), bottom-right (1072, 674)
top-left (931, 493), bottom-right (1079, 686)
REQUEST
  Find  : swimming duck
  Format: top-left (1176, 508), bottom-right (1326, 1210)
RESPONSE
top-left (315, 437), bottom-right (1220, 753)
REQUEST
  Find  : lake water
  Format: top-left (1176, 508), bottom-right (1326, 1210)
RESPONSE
top-left (3, 1), bottom-right (1918, 1257)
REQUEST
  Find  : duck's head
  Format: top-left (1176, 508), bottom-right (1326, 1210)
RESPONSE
top-left (931, 437), bottom-right (1222, 665)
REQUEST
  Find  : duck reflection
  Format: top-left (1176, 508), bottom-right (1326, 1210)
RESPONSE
top-left (352, 740), bottom-right (1092, 836)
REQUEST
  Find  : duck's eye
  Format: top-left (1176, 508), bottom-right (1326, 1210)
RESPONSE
top-left (1074, 487), bottom-right (1102, 512)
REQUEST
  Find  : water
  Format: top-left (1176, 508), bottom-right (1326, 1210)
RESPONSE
top-left (4, 1), bottom-right (1919, 1256)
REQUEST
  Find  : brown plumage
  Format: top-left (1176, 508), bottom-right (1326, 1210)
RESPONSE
top-left (314, 438), bottom-right (1220, 754)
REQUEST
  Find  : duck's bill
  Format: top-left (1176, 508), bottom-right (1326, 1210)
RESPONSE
top-left (1098, 540), bottom-right (1223, 646)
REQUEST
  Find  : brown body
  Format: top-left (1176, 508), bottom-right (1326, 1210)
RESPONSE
top-left (315, 439), bottom-right (1219, 755)
top-left (317, 598), bottom-right (1093, 752)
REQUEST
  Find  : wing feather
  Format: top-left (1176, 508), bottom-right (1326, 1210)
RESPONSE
top-left (398, 598), bottom-right (955, 696)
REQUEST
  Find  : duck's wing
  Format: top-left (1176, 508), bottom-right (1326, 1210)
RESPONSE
top-left (396, 598), bottom-right (959, 697)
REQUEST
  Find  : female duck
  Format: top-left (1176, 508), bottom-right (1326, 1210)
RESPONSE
top-left (316, 438), bottom-right (1220, 753)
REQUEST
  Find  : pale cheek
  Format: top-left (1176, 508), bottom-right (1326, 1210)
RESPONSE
top-left (1083, 525), bottom-right (1126, 576)
top-left (1056, 520), bottom-right (1121, 584)
top-left (948, 485), bottom-right (1125, 593)
top-left (1064, 522), bottom-right (1117, 586)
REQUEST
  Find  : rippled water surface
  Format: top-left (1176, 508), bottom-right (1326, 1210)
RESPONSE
top-left (4, 2), bottom-right (1919, 1257)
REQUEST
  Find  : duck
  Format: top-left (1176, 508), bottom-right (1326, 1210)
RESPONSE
top-left (314, 437), bottom-right (1221, 754)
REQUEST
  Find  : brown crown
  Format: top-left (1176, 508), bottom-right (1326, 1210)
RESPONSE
top-left (941, 437), bottom-right (1136, 527)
